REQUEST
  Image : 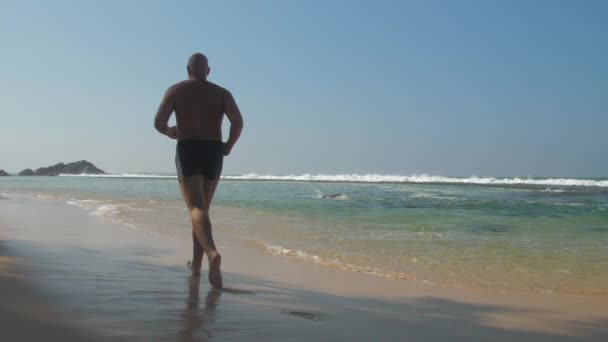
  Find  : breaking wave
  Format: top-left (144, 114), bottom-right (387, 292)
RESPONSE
top-left (59, 173), bottom-right (608, 187)
top-left (223, 173), bottom-right (608, 187)
top-left (59, 173), bottom-right (176, 178)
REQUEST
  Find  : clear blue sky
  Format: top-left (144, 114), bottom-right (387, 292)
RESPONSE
top-left (1, 0), bottom-right (607, 177)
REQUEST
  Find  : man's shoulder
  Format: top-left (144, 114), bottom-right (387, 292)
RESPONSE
top-left (168, 80), bottom-right (193, 92)
top-left (205, 81), bottom-right (230, 95)
top-left (170, 80), bottom-right (229, 94)
top-left (162, 81), bottom-right (185, 97)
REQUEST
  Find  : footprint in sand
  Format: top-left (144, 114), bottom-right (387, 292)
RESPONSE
top-left (281, 309), bottom-right (322, 322)
top-left (220, 288), bottom-right (254, 295)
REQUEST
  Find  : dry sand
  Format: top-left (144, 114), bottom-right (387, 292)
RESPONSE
top-left (1, 195), bottom-right (607, 341)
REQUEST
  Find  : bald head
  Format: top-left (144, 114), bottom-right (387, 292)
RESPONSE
top-left (187, 53), bottom-right (209, 80)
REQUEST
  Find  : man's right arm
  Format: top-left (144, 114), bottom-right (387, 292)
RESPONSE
top-left (154, 86), bottom-right (178, 139)
top-left (223, 90), bottom-right (244, 156)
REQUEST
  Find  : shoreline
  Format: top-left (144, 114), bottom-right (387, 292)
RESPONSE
top-left (1, 194), bottom-right (608, 340)
top-left (2, 189), bottom-right (608, 297)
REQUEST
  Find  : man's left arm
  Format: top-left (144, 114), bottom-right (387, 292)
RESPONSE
top-left (154, 87), bottom-right (178, 139)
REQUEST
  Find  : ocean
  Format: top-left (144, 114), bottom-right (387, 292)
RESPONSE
top-left (1, 174), bottom-right (607, 296)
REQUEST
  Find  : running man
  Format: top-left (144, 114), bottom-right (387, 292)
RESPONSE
top-left (154, 53), bottom-right (244, 289)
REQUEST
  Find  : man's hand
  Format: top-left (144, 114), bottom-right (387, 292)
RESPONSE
top-left (167, 126), bottom-right (178, 139)
top-left (222, 142), bottom-right (232, 156)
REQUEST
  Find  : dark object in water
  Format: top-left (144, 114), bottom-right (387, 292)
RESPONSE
top-left (323, 194), bottom-right (342, 199)
top-left (471, 224), bottom-right (512, 234)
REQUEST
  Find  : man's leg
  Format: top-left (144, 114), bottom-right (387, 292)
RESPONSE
top-left (180, 177), bottom-right (221, 275)
top-left (202, 177), bottom-right (221, 287)
top-left (180, 175), bottom-right (223, 289)
top-left (180, 182), bottom-right (205, 275)
top-left (203, 178), bottom-right (220, 211)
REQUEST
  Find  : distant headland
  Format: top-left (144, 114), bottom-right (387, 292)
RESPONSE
top-left (0, 160), bottom-right (106, 176)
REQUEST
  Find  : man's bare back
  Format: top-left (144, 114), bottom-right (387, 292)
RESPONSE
top-left (154, 53), bottom-right (243, 289)
top-left (161, 80), bottom-right (239, 143)
top-left (156, 78), bottom-right (242, 150)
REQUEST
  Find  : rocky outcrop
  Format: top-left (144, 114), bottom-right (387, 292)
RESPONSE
top-left (0, 170), bottom-right (9, 176)
top-left (33, 161), bottom-right (106, 176)
top-left (18, 169), bottom-right (35, 176)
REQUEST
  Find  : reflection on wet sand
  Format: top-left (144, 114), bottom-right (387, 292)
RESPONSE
top-left (178, 276), bottom-right (221, 342)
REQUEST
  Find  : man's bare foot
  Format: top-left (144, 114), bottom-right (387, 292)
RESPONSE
top-left (187, 260), bottom-right (202, 276)
top-left (208, 253), bottom-right (223, 289)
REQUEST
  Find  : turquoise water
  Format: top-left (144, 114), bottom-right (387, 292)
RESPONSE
top-left (2, 175), bottom-right (607, 295)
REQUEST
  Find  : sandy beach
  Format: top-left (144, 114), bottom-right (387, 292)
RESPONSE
top-left (1, 194), bottom-right (607, 341)
top-left (3, 1), bottom-right (607, 340)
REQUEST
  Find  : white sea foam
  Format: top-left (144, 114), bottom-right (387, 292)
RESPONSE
top-left (223, 173), bottom-right (608, 187)
top-left (59, 173), bottom-right (176, 178)
top-left (541, 188), bottom-right (568, 193)
top-left (66, 199), bottom-right (124, 218)
top-left (260, 242), bottom-right (412, 280)
top-left (59, 172), bottom-right (608, 187)
top-left (66, 199), bottom-right (101, 209)
top-left (264, 243), bottom-right (325, 263)
top-left (410, 191), bottom-right (458, 201)
top-left (313, 189), bottom-right (324, 199)
top-left (64, 198), bottom-right (181, 241)
top-left (91, 204), bottom-right (122, 217)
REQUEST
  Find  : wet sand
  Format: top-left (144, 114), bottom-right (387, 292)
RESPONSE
top-left (1, 195), bottom-right (607, 341)
top-left (0, 239), bottom-right (93, 341)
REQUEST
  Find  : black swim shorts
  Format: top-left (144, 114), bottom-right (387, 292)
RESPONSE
top-left (175, 139), bottom-right (224, 180)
